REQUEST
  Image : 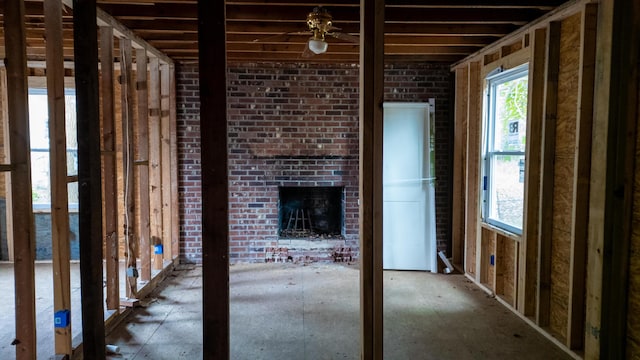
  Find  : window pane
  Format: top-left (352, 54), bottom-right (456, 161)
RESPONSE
top-left (492, 76), bottom-right (528, 152)
top-left (68, 182), bottom-right (79, 206)
top-left (489, 154), bottom-right (524, 230)
top-left (31, 150), bottom-right (51, 205)
top-left (65, 93), bottom-right (78, 176)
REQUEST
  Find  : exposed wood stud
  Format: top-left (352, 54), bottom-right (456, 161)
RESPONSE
top-left (4, 0), bottom-right (37, 358)
top-left (160, 63), bottom-right (172, 262)
top-left (169, 64), bottom-right (179, 260)
top-left (199, 0), bottom-right (230, 357)
top-left (148, 57), bottom-right (163, 271)
top-left (597, 0), bottom-right (640, 358)
top-left (100, 25), bottom-right (119, 311)
top-left (0, 69), bottom-right (12, 262)
top-left (44, 0), bottom-right (72, 354)
top-left (452, 67), bottom-right (468, 268)
top-left (537, 21), bottom-right (561, 328)
top-left (519, 27), bottom-right (547, 317)
top-left (120, 37), bottom-right (138, 298)
top-left (566, 3), bottom-right (597, 350)
top-left (73, 0), bottom-right (106, 357)
top-left (466, 61), bottom-right (481, 281)
top-left (136, 48), bottom-right (151, 282)
top-left (359, 0), bottom-right (384, 358)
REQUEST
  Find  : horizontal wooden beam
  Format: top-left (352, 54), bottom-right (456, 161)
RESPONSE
top-left (452, 0), bottom-right (591, 69)
top-left (226, 33), bottom-right (497, 45)
top-left (97, 4), bottom-right (544, 24)
top-left (225, 0), bottom-right (562, 7)
top-left (61, 0), bottom-right (173, 64)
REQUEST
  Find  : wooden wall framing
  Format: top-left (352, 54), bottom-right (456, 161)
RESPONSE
top-left (451, 1), bottom-right (605, 357)
top-left (359, 0), bottom-right (385, 358)
top-left (44, 0), bottom-right (72, 354)
top-left (1, 1), bottom-right (178, 357)
top-left (4, 0), bottom-right (37, 357)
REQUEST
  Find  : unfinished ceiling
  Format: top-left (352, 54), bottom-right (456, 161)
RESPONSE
top-left (3, 0), bottom-right (568, 64)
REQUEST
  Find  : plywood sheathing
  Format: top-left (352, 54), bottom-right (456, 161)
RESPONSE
top-left (497, 235), bottom-right (517, 307)
top-left (480, 227), bottom-right (496, 290)
top-left (549, 12), bottom-right (581, 344)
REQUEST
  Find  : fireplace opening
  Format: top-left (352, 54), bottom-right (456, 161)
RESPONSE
top-left (278, 186), bottom-right (344, 239)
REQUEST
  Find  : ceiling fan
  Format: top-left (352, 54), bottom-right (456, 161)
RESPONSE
top-left (303, 6), bottom-right (359, 56)
top-left (253, 6), bottom-right (358, 57)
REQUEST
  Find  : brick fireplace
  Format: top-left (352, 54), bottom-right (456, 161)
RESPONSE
top-left (278, 186), bottom-right (344, 238)
top-left (176, 62), bottom-right (453, 264)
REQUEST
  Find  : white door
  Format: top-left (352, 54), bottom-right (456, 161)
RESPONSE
top-left (383, 103), bottom-right (436, 271)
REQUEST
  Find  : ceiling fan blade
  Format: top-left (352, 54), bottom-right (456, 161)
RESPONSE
top-left (328, 31), bottom-right (359, 43)
top-left (301, 41), bottom-right (314, 58)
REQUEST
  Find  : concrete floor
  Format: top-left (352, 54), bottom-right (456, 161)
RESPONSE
top-left (105, 263), bottom-right (572, 360)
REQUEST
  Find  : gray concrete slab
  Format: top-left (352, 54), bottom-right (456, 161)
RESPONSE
top-left (106, 263), bottom-right (572, 360)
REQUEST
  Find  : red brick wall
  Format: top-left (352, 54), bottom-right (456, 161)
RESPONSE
top-left (176, 62), bottom-right (453, 263)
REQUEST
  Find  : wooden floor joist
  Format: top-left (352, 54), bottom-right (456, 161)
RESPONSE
top-left (4, 1), bottom-right (37, 358)
top-left (74, 0), bottom-right (106, 357)
top-left (44, 0), bottom-right (72, 354)
top-left (199, 0), bottom-right (230, 357)
top-left (359, 0), bottom-right (384, 358)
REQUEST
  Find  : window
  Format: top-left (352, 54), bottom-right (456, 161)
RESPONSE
top-left (483, 64), bottom-right (528, 234)
top-left (28, 89), bottom-right (78, 211)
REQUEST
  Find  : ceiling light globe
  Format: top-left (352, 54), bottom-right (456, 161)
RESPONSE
top-left (308, 39), bottom-right (328, 54)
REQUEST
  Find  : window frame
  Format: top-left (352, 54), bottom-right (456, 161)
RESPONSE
top-left (482, 63), bottom-right (529, 235)
top-left (28, 87), bottom-right (78, 212)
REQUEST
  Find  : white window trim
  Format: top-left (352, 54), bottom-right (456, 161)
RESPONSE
top-left (482, 64), bottom-right (529, 235)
